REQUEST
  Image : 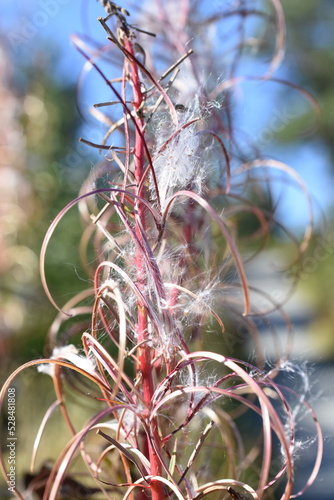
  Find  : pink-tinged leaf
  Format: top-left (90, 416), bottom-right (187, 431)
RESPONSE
top-left (234, 159), bottom-right (313, 255)
top-left (97, 429), bottom-right (149, 482)
top-left (40, 188), bottom-right (161, 315)
top-left (266, 0), bottom-right (286, 77)
top-left (123, 475), bottom-right (186, 500)
top-left (163, 190), bottom-right (250, 315)
top-left (30, 401), bottom-right (60, 473)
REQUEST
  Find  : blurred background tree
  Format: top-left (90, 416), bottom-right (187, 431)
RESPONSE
top-left (0, 42), bottom-right (95, 381)
top-left (0, 40), bottom-right (100, 495)
top-left (267, 0), bottom-right (334, 359)
top-left (278, 0), bottom-right (334, 164)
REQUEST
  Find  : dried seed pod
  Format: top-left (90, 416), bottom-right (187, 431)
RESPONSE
top-left (120, 7), bottom-right (130, 16)
top-left (99, 1), bottom-right (130, 17)
top-left (227, 487), bottom-right (247, 500)
top-left (175, 103), bottom-right (187, 112)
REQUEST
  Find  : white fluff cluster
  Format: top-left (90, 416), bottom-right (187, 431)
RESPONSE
top-left (151, 97), bottom-right (207, 208)
top-left (37, 344), bottom-right (96, 377)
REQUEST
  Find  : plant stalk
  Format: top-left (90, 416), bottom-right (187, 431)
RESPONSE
top-left (124, 37), bottom-right (164, 500)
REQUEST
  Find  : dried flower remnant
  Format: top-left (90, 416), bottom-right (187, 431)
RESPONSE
top-left (150, 96), bottom-right (214, 210)
top-left (227, 487), bottom-right (247, 500)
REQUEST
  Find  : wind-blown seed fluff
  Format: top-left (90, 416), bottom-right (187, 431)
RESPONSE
top-left (151, 96), bottom-right (207, 207)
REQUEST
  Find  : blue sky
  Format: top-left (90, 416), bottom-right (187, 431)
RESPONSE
top-left (1, 0), bottom-right (333, 230)
top-left (2, 0), bottom-right (105, 81)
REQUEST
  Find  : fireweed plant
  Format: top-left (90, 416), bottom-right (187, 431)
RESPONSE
top-left (0, 1), bottom-right (323, 499)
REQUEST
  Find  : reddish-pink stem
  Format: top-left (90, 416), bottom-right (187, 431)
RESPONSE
top-left (124, 37), bottom-right (164, 500)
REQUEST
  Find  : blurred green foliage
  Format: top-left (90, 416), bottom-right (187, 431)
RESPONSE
top-left (278, 0), bottom-right (334, 357)
top-left (0, 51), bottom-right (94, 377)
top-left (271, 0), bottom-right (334, 162)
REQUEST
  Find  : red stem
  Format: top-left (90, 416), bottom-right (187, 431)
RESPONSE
top-left (124, 38), bottom-right (164, 500)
